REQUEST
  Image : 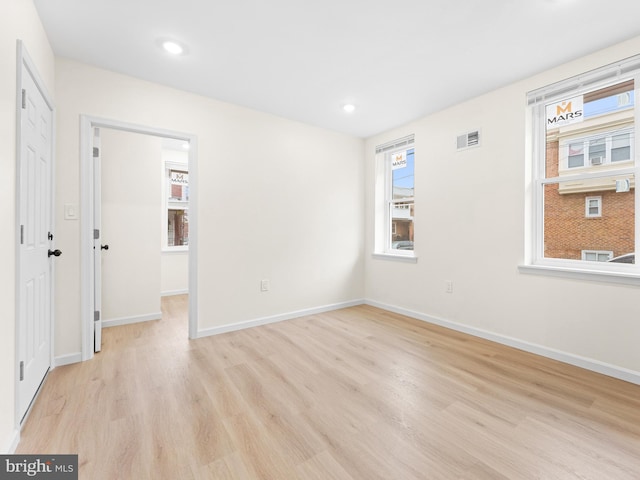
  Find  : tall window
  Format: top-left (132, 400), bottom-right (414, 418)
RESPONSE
top-left (374, 135), bottom-right (415, 256)
top-left (165, 163), bottom-right (189, 249)
top-left (528, 56), bottom-right (640, 273)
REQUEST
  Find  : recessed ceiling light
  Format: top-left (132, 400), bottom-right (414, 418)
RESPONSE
top-left (162, 40), bottom-right (184, 55)
top-left (343, 104), bottom-right (356, 113)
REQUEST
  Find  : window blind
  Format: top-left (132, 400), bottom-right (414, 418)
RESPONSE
top-left (527, 54), bottom-right (640, 106)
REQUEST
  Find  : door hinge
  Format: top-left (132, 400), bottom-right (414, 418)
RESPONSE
top-left (48, 232), bottom-right (53, 241)
top-left (94, 310), bottom-right (100, 321)
top-left (21, 89), bottom-right (26, 109)
top-left (19, 361), bottom-right (24, 381)
top-left (94, 229), bottom-right (100, 240)
top-left (20, 225), bottom-right (24, 245)
top-left (93, 147), bottom-right (99, 158)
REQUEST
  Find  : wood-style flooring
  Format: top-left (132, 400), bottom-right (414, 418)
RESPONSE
top-left (17, 295), bottom-right (640, 479)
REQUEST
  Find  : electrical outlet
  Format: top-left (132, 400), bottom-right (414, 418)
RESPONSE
top-left (445, 280), bottom-right (453, 294)
top-left (260, 279), bottom-right (270, 292)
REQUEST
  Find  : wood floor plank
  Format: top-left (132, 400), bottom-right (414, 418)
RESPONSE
top-left (16, 297), bottom-right (640, 479)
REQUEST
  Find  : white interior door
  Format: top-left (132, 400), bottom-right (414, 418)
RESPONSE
top-left (93, 127), bottom-right (103, 353)
top-left (17, 58), bottom-right (54, 422)
top-left (100, 130), bottom-right (163, 325)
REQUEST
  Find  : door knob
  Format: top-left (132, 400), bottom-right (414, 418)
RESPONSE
top-left (101, 244), bottom-right (109, 250)
top-left (48, 249), bottom-right (62, 257)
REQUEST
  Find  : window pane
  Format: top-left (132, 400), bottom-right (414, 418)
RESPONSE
top-left (392, 148), bottom-right (414, 201)
top-left (611, 133), bottom-right (631, 162)
top-left (588, 138), bottom-right (605, 163)
top-left (547, 81), bottom-right (634, 178)
top-left (566, 143), bottom-right (584, 168)
top-left (390, 202), bottom-right (414, 250)
top-left (168, 209), bottom-right (189, 246)
top-left (543, 176), bottom-right (634, 261)
top-left (586, 197), bottom-right (601, 217)
top-left (169, 169), bottom-right (189, 201)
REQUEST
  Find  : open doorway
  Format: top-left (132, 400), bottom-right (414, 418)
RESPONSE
top-left (80, 116), bottom-right (197, 361)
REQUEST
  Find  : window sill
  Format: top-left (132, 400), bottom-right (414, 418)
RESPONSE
top-left (162, 247), bottom-right (189, 255)
top-left (518, 264), bottom-right (640, 286)
top-left (372, 253), bottom-right (418, 263)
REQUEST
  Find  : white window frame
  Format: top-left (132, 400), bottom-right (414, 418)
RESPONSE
top-left (581, 250), bottom-right (613, 262)
top-left (373, 135), bottom-right (416, 261)
top-left (585, 196), bottom-right (602, 218)
top-left (163, 160), bottom-right (189, 252)
top-left (523, 55), bottom-right (640, 282)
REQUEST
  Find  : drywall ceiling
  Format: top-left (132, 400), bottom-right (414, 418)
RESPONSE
top-left (34, 0), bottom-right (640, 137)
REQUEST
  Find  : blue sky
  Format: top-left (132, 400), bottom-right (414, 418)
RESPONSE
top-left (393, 148), bottom-right (415, 189)
top-left (584, 91), bottom-right (635, 118)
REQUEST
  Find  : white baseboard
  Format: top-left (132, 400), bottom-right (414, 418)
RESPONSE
top-left (196, 299), bottom-right (364, 338)
top-left (54, 352), bottom-right (82, 367)
top-left (103, 312), bottom-right (162, 328)
top-left (161, 289), bottom-right (188, 297)
top-left (4, 429), bottom-right (20, 454)
top-left (365, 299), bottom-right (640, 386)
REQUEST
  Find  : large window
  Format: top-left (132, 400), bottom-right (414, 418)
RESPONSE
top-left (374, 135), bottom-right (415, 257)
top-left (528, 56), bottom-right (640, 275)
top-left (164, 163), bottom-right (189, 249)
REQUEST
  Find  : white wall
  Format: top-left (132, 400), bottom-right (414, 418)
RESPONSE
top-left (365, 35), bottom-right (640, 377)
top-left (0, 0), bottom-right (55, 453)
top-left (100, 129), bottom-right (162, 322)
top-left (54, 58), bottom-right (365, 356)
top-left (161, 252), bottom-right (188, 296)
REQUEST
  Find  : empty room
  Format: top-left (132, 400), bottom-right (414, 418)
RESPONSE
top-left (2, 0), bottom-right (640, 478)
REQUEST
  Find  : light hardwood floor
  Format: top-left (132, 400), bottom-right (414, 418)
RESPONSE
top-left (17, 295), bottom-right (640, 479)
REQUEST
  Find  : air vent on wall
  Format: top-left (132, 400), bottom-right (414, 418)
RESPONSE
top-left (456, 130), bottom-right (480, 150)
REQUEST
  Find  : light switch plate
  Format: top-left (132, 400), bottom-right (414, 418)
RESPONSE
top-left (64, 203), bottom-right (78, 220)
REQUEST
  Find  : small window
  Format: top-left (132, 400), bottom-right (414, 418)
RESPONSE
top-left (612, 133), bottom-right (631, 162)
top-left (588, 138), bottom-right (606, 165)
top-left (568, 142), bottom-right (584, 168)
top-left (581, 250), bottom-right (613, 262)
top-left (585, 196), bottom-right (602, 218)
top-left (164, 163), bottom-right (189, 249)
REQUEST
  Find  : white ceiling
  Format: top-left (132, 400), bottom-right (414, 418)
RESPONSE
top-left (34, 0), bottom-right (640, 138)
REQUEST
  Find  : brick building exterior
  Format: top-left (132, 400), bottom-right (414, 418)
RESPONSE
top-left (544, 120), bottom-right (634, 261)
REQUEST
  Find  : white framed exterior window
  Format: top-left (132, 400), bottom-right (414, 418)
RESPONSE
top-left (525, 55), bottom-right (640, 281)
top-left (581, 250), bottom-right (613, 262)
top-left (585, 196), bottom-right (602, 218)
top-left (562, 128), bottom-right (633, 170)
top-left (163, 160), bottom-right (189, 251)
top-left (374, 135), bottom-right (416, 259)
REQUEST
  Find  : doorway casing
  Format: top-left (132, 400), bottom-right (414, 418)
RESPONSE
top-left (79, 116), bottom-right (198, 360)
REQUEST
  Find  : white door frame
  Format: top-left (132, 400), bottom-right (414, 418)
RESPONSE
top-left (80, 116), bottom-right (198, 360)
top-left (14, 40), bottom-right (56, 426)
